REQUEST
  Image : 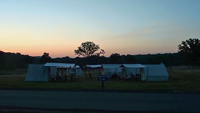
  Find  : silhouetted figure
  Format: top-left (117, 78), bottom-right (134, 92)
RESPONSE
top-left (89, 73), bottom-right (92, 78)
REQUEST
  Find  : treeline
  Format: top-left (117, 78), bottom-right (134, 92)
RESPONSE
top-left (0, 51), bottom-right (39, 70)
top-left (71, 53), bottom-right (185, 67)
top-left (0, 51), bottom-right (186, 70)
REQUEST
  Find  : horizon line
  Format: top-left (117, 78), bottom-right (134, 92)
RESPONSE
top-left (1, 50), bottom-right (178, 59)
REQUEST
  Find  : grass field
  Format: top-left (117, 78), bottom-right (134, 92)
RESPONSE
top-left (0, 67), bottom-right (200, 92)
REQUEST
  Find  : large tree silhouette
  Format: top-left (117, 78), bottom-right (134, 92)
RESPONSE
top-left (74, 41), bottom-right (105, 57)
top-left (124, 54), bottom-right (137, 64)
top-left (178, 38), bottom-right (200, 67)
top-left (110, 53), bottom-right (121, 64)
top-left (0, 51), bottom-right (6, 68)
top-left (39, 52), bottom-right (52, 64)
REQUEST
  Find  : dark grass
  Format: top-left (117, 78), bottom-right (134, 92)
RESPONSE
top-left (0, 110), bottom-right (176, 113)
top-left (0, 68), bottom-right (200, 92)
top-left (0, 68), bottom-right (27, 75)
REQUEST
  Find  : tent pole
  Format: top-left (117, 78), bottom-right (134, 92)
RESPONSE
top-left (147, 67), bottom-right (148, 81)
top-left (62, 66), bottom-right (63, 82)
top-left (43, 67), bottom-right (45, 81)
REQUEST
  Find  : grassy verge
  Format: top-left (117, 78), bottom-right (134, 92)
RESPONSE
top-left (0, 68), bottom-right (27, 75)
top-left (0, 68), bottom-right (200, 92)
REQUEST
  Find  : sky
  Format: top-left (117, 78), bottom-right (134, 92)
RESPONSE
top-left (0, 0), bottom-right (200, 58)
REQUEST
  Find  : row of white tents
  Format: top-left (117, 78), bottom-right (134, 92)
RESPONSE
top-left (102, 63), bottom-right (169, 81)
top-left (25, 63), bottom-right (169, 82)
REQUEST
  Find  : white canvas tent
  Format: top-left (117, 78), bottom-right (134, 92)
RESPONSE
top-left (44, 63), bottom-right (83, 77)
top-left (102, 64), bottom-right (122, 77)
top-left (85, 65), bottom-right (103, 77)
top-left (44, 63), bottom-right (74, 80)
top-left (102, 64), bottom-right (145, 78)
top-left (121, 64), bottom-right (146, 80)
top-left (25, 63), bottom-right (83, 82)
top-left (25, 64), bottom-right (49, 82)
top-left (144, 63), bottom-right (169, 81)
top-left (75, 67), bottom-right (83, 76)
top-left (86, 65), bottom-right (102, 68)
top-left (101, 63), bottom-right (168, 81)
top-left (44, 62), bottom-right (75, 68)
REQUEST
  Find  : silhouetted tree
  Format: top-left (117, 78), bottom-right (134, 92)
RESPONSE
top-left (54, 56), bottom-right (73, 63)
top-left (39, 52), bottom-right (52, 64)
top-left (178, 38), bottom-right (200, 67)
top-left (110, 53), bottom-right (121, 64)
top-left (124, 54), bottom-right (137, 64)
top-left (0, 51), bottom-right (6, 69)
top-left (74, 41), bottom-right (105, 57)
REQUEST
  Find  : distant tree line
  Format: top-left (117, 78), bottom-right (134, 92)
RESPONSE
top-left (0, 51), bottom-right (185, 70)
top-left (0, 38), bottom-right (199, 70)
top-left (0, 51), bottom-right (38, 70)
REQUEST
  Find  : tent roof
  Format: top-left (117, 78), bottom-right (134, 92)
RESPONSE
top-left (102, 64), bottom-right (145, 68)
top-left (44, 63), bottom-right (76, 68)
top-left (75, 65), bottom-right (80, 68)
top-left (102, 64), bottom-right (122, 68)
top-left (122, 64), bottom-right (146, 68)
top-left (86, 65), bottom-right (102, 68)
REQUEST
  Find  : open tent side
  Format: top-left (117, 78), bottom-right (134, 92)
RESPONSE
top-left (44, 63), bottom-right (83, 81)
top-left (84, 65), bottom-right (103, 77)
top-left (121, 64), bottom-right (146, 80)
top-left (102, 64), bottom-right (122, 78)
top-left (74, 65), bottom-right (83, 76)
top-left (45, 63), bottom-right (83, 75)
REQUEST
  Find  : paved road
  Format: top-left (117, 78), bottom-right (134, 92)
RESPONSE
top-left (0, 90), bottom-right (200, 112)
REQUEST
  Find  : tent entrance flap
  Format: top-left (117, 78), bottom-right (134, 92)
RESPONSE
top-left (140, 68), bottom-right (146, 81)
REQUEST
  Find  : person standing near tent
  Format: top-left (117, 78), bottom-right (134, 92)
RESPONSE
top-left (51, 74), bottom-right (54, 81)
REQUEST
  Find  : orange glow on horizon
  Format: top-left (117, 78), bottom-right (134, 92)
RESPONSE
top-left (0, 46), bottom-right (178, 58)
